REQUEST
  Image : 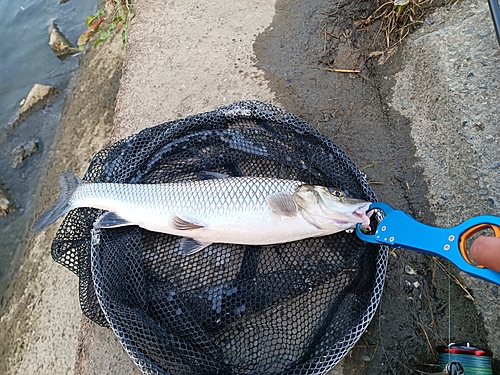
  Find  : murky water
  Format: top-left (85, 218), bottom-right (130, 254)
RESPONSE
top-left (0, 0), bottom-right (96, 129)
top-left (0, 0), bottom-right (96, 297)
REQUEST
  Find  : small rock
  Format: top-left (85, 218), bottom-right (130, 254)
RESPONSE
top-left (9, 84), bottom-right (60, 128)
top-left (49, 23), bottom-right (78, 60)
top-left (429, 113), bottom-right (437, 121)
top-left (404, 279), bottom-right (422, 300)
top-left (492, 286), bottom-right (498, 298)
top-left (11, 139), bottom-right (39, 168)
top-left (489, 161), bottom-right (500, 169)
top-left (404, 265), bottom-right (417, 275)
top-left (0, 186), bottom-right (15, 216)
top-left (425, 16), bottom-right (436, 26)
top-left (20, 84), bottom-right (59, 114)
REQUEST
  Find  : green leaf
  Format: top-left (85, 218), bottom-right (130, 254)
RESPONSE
top-left (85, 15), bottom-right (96, 27)
top-left (94, 37), bottom-right (105, 47)
top-left (121, 28), bottom-right (127, 46)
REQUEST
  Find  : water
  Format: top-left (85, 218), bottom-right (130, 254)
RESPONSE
top-left (0, 0), bottom-right (96, 128)
top-left (0, 0), bottom-right (97, 297)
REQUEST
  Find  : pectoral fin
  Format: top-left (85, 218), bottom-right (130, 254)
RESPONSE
top-left (266, 192), bottom-right (298, 217)
top-left (169, 215), bottom-right (204, 230)
top-left (94, 212), bottom-right (132, 228)
top-left (179, 238), bottom-right (213, 255)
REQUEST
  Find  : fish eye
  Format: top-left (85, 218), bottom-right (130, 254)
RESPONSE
top-left (328, 188), bottom-right (344, 197)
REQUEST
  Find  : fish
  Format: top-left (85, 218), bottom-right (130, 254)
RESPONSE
top-left (32, 170), bottom-right (372, 255)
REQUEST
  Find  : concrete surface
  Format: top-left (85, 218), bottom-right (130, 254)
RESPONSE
top-left (391, 0), bottom-right (500, 357)
top-left (113, 0), bottom-right (277, 140)
top-left (77, 1), bottom-right (279, 373)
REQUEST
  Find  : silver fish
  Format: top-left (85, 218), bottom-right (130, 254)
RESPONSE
top-left (32, 171), bottom-right (372, 255)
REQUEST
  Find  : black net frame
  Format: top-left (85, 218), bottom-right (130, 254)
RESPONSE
top-left (51, 101), bottom-right (388, 375)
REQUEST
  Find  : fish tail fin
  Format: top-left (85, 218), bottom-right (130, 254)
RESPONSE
top-left (31, 170), bottom-right (82, 233)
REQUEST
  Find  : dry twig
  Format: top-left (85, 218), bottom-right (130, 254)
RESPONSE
top-left (363, 0), bottom-right (433, 48)
top-left (418, 321), bottom-right (434, 357)
top-left (325, 68), bottom-right (361, 73)
top-left (433, 258), bottom-right (474, 301)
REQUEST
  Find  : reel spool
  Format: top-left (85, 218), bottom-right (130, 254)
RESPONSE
top-left (436, 343), bottom-right (493, 375)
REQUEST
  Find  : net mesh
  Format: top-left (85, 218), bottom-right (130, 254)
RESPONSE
top-left (51, 101), bottom-right (388, 375)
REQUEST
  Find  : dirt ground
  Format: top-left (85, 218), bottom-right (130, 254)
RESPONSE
top-left (1, 0), bottom-right (499, 374)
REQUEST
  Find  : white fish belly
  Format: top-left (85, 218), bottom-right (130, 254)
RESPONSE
top-left (134, 208), bottom-right (325, 245)
top-left (192, 218), bottom-right (327, 245)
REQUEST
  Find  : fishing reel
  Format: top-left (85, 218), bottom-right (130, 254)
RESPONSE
top-left (443, 362), bottom-right (464, 375)
top-left (414, 343), bottom-right (492, 375)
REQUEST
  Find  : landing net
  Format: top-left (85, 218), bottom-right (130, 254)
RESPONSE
top-left (51, 101), bottom-right (388, 375)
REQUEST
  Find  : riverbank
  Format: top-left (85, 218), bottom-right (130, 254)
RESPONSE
top-left (0, 33), bottom-right (124, 374)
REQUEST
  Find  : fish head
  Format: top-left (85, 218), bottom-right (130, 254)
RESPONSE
top-left (293, 184), bottom-right (372, 231)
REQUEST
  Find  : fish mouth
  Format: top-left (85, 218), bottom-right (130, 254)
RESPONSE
top-left (326, 204), bottom-right (373, 229)
top-left (343, 204), bottom-right (373, 228)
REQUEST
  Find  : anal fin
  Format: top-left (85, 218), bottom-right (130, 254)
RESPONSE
top-left (94, 212), bottom-right (132, 229)
top-left (179, 238), bottom-right (213, 255)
